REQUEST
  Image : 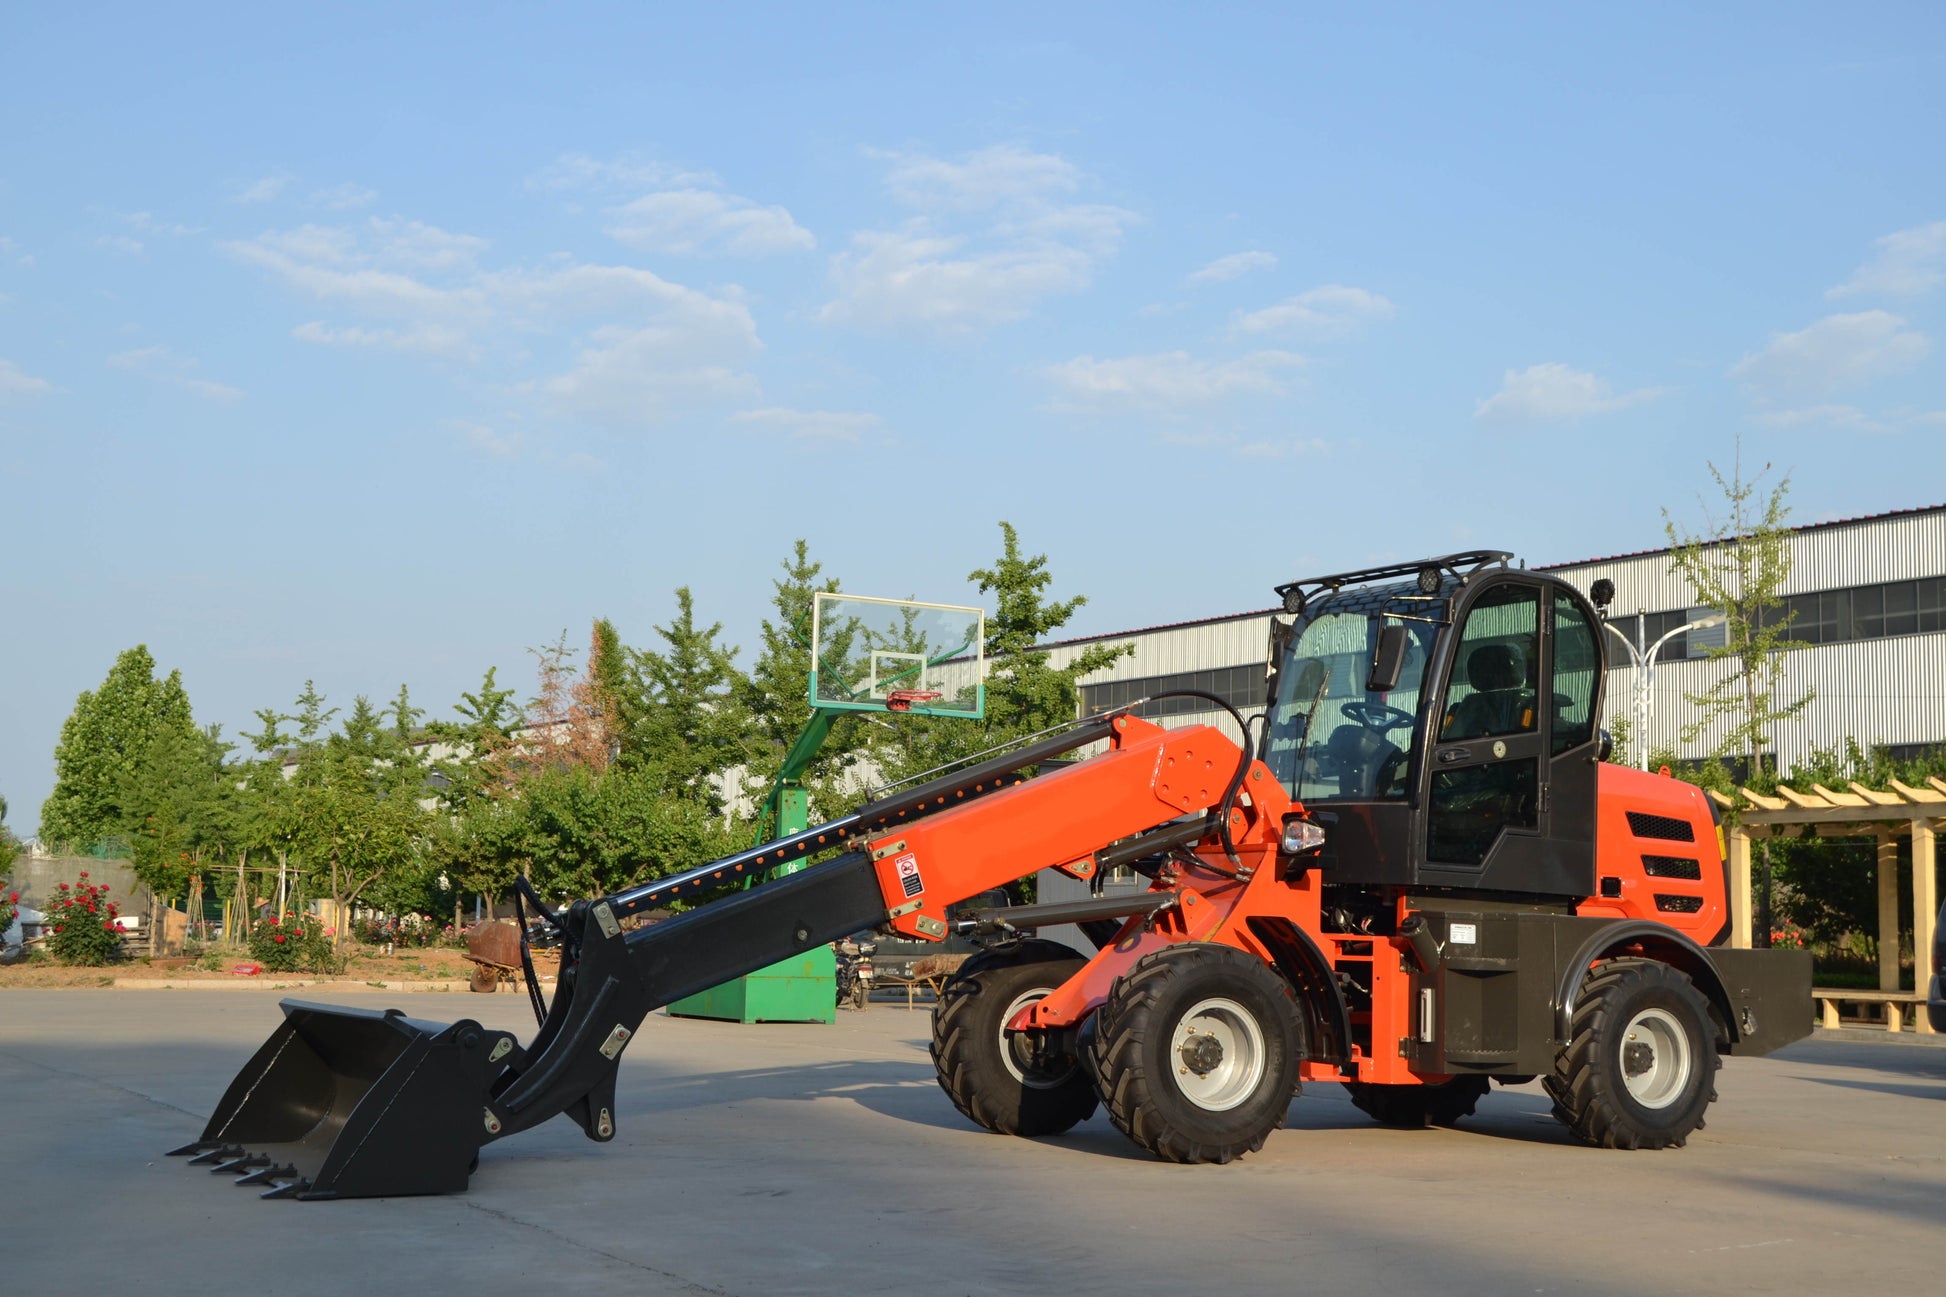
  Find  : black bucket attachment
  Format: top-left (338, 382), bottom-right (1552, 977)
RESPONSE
top-left (170, 999), bottom-right (515, 1200)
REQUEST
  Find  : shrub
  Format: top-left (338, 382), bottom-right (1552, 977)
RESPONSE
top-left (45, 873), bottom-right (124, 966)
top-left (247, 912), bottom-right (342, 974)
top-left (1, 888), bottom-right (18, 938)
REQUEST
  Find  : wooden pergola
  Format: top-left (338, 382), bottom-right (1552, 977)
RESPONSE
top-left (1710, 777), bottom-right (1942, 1032)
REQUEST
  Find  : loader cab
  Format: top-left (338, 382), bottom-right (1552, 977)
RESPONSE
top-left (1262, 553), bottom-right (1605, 899)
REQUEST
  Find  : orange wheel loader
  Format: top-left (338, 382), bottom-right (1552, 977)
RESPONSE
top-left (171, 551), bottom-right (1810, 1198)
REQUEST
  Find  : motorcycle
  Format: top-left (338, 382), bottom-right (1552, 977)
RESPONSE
top-left (833, 937), bottom-right (876, 1011)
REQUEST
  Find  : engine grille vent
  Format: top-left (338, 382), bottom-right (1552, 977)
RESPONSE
top-left (1655, 894), bottom-right (1704, 914)
top-left (1642, 855), bottom-right (1703, 880)
top-left (1627, 811), bottom-right (1695, 842)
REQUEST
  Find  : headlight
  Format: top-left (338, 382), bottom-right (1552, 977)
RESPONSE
top-left (1281, 815), bottom-right (1327, 855)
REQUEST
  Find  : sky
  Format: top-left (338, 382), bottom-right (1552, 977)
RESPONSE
top-left (3, 3), bottom-right (1944, 838)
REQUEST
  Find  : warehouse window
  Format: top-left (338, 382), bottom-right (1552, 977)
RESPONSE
top-left (1607, 574), bottom-right (1945, 668)
top-left (1081, 663), bottom-right (1268, 719)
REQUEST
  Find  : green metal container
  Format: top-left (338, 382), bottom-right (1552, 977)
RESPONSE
top-left (665, 945), bottom-right (836, 1024)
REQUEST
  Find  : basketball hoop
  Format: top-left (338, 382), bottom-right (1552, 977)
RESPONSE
top-left (884, 690), bottom-right (943, 713)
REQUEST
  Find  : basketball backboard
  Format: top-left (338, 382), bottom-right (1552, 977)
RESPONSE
top-left (809, 592), bottom-right (985, 719)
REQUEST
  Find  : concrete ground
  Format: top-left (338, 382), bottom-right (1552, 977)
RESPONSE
top-left (1, 988), bottom-right (1941, 1297)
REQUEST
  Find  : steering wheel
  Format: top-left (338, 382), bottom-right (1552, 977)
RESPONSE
top-left (1340, 700), bottom-right (1414, 731)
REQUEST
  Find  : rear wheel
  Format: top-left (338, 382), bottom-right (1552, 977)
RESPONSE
top-left (1343, 1076), bottom-right (1490, 1128)
top-left (1089, 943), bottom-right (1302, 1164)
top-left (931, 943), bottom-right (1095, 1136)
top-left (1546, 957), bottom-right (1719, 1150)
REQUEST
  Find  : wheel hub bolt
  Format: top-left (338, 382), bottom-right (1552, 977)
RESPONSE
top-left (1179, 1033), bottom-right (1225, 1076)
top-left (1623, 1041), bottom-right (1654, 1077)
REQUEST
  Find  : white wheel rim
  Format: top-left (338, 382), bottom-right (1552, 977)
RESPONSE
top-left (999, 988), bottom-right (1071, 1090)
top-left (1169, 997), bottom-right (1267, 1112)
top-left (1620, 1007), bottom-right (1692, 1109)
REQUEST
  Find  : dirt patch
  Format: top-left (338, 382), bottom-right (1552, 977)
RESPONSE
top-left (0, 946), bottom-right (551, 990)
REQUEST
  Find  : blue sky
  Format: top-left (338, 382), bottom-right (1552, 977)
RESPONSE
top-left (3, 3), bottom-right (1944, 836)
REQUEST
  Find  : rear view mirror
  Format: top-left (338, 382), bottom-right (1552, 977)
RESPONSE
top-left (1367, 624), bottom-right (1409, 693)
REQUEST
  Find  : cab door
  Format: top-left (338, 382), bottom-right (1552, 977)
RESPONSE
top-left (1415, 577), bottom-right (1602, 896)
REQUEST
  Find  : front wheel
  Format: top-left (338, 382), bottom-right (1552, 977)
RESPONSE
top-left (1089, 943), bottom-right (1303, 1164)
top-left (931, 944), bottom-right (1095, 1136)
top-left (1546, 957), bottom-right (1720, 1150)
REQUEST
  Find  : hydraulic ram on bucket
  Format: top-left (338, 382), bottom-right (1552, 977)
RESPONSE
top-left (171, 714), bottom-right (1219, 1200)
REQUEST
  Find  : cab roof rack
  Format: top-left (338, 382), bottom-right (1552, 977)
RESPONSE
top-left (1273, 550), bottom-right (1514, 615)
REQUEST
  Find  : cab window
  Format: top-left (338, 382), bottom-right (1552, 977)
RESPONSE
top-left (1439, 585), bottom-right (1540, 742)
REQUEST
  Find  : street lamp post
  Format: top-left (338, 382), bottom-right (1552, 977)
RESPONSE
top-left (1603, 613), bottom-right (1727, 770)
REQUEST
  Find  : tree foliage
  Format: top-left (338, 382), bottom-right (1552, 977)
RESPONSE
top-left (877, 522), bottom-right (1131, 785)
top-left (34, 523), bottom-right (1141, 932)
top-left (39, 646), bottom-right (198, 850)
top-left (1663, 445), bottom-right (1813, 784)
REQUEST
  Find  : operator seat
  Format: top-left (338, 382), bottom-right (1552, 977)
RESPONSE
top-left (1443, 644), bottom-right (1529, 740)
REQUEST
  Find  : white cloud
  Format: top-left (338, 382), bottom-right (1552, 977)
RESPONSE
top-left (823, 146), bottom-right (1134, 333)
top-left (1729, 310), bottom-right (1929, 397)
top-left (1156, 428), bottom-right (1329, 458)
top-left (1043, 349), bottom-right (1306, 413)
top-left (1755, 404), bottom-right (1946, 434)
top-left (98, 234), bottom-right (144, 255)
top-left (312, 183), bottom-right (378, 210)
top-left (235, 172), bottom-right (293, 204)
top-left (730, 407), bottom-right (881, 442)
top-left (607, 189), bottom-right (814, 256)
top-left (1188, 250), bottom-right (1277, 284)
top-left (108, 346), bottom-right (243, 401)
top-left (823, 228), bottom-right (1099, 331)
top-left (230, 212), bottom-right (765, 427)
top-left (292, 320), bottom-right (475, 357)
top-left (122, 211), bottom-right (196, 236)
top-left (454, 420), bottom-right (523, 458)
top-left (223, 219), bottom-right (492, 320)
top-left (1475, 363), bottom-right (1665, 423)
top-left (879, 145), bottom-right (1079, 213)
top-left (1752, 404), bottom-right (1885, 432)
top-left (528, 153), bottom-right (717, 193)
top-left (1828, 220), bottom-right (1946, 299)
top-left (825, 146), bottom-right (1136, 333)
top-left (1234, 284), bottom-right (1395, 337)
top-left (528, 293), bottom-right (761, 428)
top-left (0, 357), bottom-right (55, 396)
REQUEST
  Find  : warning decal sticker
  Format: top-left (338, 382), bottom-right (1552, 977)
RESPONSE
top-left (893, 852), bottom-right (924, 899)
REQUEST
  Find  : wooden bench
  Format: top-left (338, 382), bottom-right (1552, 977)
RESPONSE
top-left (1813, 987), bottom-right (1933, 1034)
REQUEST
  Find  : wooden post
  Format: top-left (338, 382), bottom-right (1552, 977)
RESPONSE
top-left (1728, 825), bottom-right (1753, 948)
top-left (1877, 833), bottom-right (1901, 993)
top-left (1916, 818), bottom-right (1939, 1035)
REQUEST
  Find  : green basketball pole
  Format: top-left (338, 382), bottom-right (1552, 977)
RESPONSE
top-left (666, 595), bottom-right (983, 1024)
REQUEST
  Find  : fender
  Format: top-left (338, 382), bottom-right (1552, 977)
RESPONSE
top-left (1555, 919), bottom-right (1739, 1046)
top-left (1244, 916), bottom-right (1352, 1065)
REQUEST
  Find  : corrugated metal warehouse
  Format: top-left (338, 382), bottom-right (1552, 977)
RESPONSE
top-left (1043, 503), bottom-right (1946, 774)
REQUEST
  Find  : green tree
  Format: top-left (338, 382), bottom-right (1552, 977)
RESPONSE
top-left (0, 793), bottom-right (19, 872)
top-left (633, 588), bottom-right (751, 804)
top-left (121, 722), bottom-right (234, 910)
top-left (39, 645), bottom-right (198, 851)
top-left (1663, 446), bottom-right (1812, 785)
top-left (876, 522), bottom-right (1132, 786)
top-left (736, 541), bottom-right (874, 813)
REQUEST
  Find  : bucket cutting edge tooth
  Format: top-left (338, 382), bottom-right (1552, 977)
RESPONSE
top-left (210, 1154), bottom-right (271, 1176)
top-left (186, 1144), bottom-right (244, 1166)
top-left (234, 1163), bottom-right (295, 1187)
top-left (260, 1178), bottom-right (311, 1201)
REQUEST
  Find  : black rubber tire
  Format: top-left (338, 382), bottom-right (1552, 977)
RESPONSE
top-left (1545, 957), bottom-right (1720, 1150)
top-left (931, 946), bottom-right (1095, 1136)
top-left (1342, 1076), bottom-right (1491, 1128)
top-left (1088, 943), bottom-right (1303, 1164)
top-left (850, 977), bottom-right (868, 1011)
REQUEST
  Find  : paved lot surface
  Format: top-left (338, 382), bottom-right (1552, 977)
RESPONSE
top-left (2, 988), bottom-right (1941, 1296)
